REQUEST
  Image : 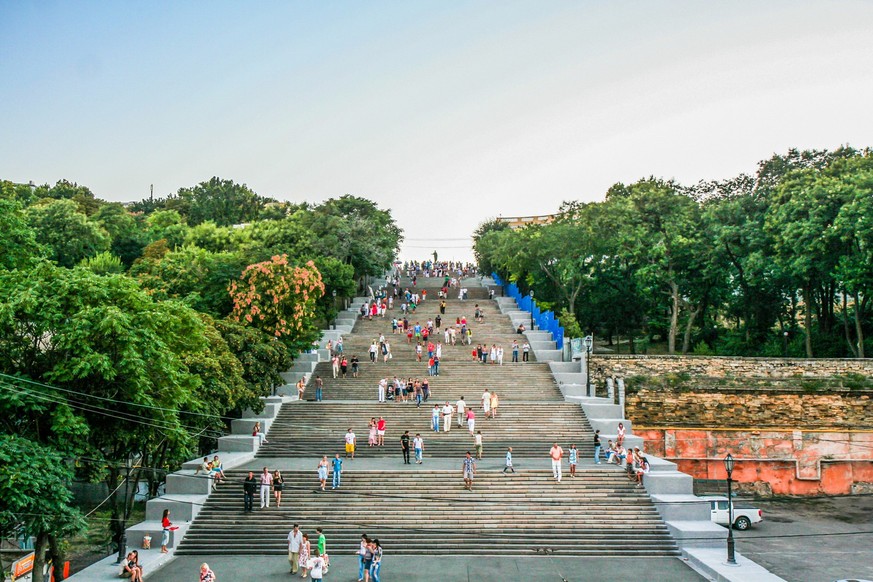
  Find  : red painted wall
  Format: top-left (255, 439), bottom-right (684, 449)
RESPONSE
top-left (637, 428), bottom-right (873, 495)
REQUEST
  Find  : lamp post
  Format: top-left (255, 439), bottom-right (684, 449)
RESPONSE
top-left (583, 335), bottom-right (593, 395)
top-left (331, 289), bottom-right (338, 330)
top-left (783, 331), bottom-right (789, 358)
top-left (724, 453), bottom-right (737, 565)
top-left (529, 290), bottom-right (534, 331)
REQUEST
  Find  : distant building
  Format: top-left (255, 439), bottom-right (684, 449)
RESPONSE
top-left (496, 214), bottom-right (556, 229)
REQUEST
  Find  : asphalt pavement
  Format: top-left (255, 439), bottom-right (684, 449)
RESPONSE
top-left (731, 495), bottom-right (873, 582)
top-left (147, 554), bottom-right (706, 581)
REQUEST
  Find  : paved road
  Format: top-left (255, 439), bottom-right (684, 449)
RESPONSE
top-left (732, 495), bottom-right (873, 582)
top-left (148, 554), bottom-right (706, 581)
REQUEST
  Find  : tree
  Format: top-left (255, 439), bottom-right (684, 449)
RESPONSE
top-left (308, 256), bottom-right (356, 324)
top-left (0, 435), bottom-right (86, 581)
top-left (621, 179), bottom-right (709, 354)
top-left (93, 203), bottom-right (146, 267)
top-left (213, 319), bottom-right (293, 401)
top-left (302, 196), bottom-right (403, 283)
top-left (0, 263), bottom-right (239, 552)
top-left (79, 251), bottom-right (125, 275)
top-left (472, 218), bottom-right (510, 274)
top-left (145, 209), bottom-right (188, 249)
top-left (766, 165), bottom-right (846, 357)
top-left (32, 179), bottom-right (100, 215)
top-left (177, 177), bottom-right (269, 227)
top-left (132, 245), bottom-right (247, 317)
top-left (827, 153), bottom-right (873, 357)
top-left (25, 199), bottom-right (110, 267)
top-left (184, 221), bottom-right (250, 253)
top-left (0, 199), bottom-right (45, 270)
top-left (229, 255), bottom-right (325, 352)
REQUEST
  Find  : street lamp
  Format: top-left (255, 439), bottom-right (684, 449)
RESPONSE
top-left (529, 290), bottom-right (535, 331)
top-left (331, 289), bottom-right (338, 330)
top-left (783, 331), bottom-right (789, 358)
top-left (724, 453), bottom-right (737, 565)
top-left (583, 335), bottom-right (593, 395)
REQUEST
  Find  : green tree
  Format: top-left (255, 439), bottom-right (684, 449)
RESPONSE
top-left (0, 198), bottom-right (45, 270)
top-left (79, 251), bottom-right (125, 275)
top-left (302, 196), bottom-right (402, 283)
top-left (177, 177), bottom-right (269, 226)
top-left (826, 153), bottom-right (873, 357)
top-left (472, 218), bottom-right (510, 274)
top-left (145, 209), bottom-right (188, 249)
top-left (93, 203), bottom-right (147, 267)
top-left (620, 179), bottom-right (709, 354)
top-left (184, 221), bottom-right (249, 253)
top-left (0, 263), bottom-right (237, 551)
top-left (0, 435), bottom-right (86, 581)
top-left (32, 179), bottom-right (101, 215)
top-left (213, 319), bottom-right (293, 401)
top-left (25, 199), bottom-right (110, 267)
top-left (309, 256), bottom-right (356, 324)
top-left (131, 245), bottom-right (247, 317)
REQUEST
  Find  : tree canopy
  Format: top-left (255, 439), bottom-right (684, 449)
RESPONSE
top-left (475, 147), bottom-right (873, 358)
top-left (0, 176), bottom-right (401, 574)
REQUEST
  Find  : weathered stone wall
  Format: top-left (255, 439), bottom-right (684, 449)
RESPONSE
top-left (610, 355), bottom-right (873, 495)
top-left (626, 388), bottom-right (873, 429)
top-left (596, 354), bottom-right (873, 379)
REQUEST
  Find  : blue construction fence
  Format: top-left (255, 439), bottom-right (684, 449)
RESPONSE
top-left (491, 273), bottom-right (564, 349)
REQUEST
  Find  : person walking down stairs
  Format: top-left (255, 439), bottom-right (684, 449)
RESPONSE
top-left (550, 442), bottom-right (564, 483)
top-left (414, 433), bottom-right (424, 464)
top-left (400, 430), bottom-right (411, 464)
top-left (503, 447), bottom-right (515, 474)
top-left (259, 467), bottom-right (273, 508)
top-left (462, 451), bottom-right (476, 491)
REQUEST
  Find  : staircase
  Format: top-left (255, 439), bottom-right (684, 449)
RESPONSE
top-left (176, 274), bottom-right (679, 557)
top-left (180, 469), bottom-right (676, 556)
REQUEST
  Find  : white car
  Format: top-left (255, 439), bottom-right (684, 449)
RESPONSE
top-left (702, 495), bottom-right (763, 530)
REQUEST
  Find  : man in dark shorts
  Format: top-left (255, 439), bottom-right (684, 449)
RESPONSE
top-left (400, 430), bottom-right (411, 464)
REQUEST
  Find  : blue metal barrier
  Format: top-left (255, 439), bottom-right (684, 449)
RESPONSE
top-left (491, 273), bottom-right (564, 349)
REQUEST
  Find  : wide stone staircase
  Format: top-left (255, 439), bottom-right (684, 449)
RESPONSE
top-left (179, 469), bottom-right (675, 556)
top-left (176, 274), bottom-right (680, 557)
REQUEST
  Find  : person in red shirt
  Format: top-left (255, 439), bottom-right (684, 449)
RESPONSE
top-left (376, 417), bottom-right (386, 446)
top-left (161, 509), bottom-right (177, 553)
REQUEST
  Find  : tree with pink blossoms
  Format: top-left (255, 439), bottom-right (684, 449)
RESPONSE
top-left (229, 255), bottom-right (325, 351)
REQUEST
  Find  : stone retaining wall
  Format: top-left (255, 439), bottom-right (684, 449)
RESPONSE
top-left (626, 388), bottom-right (873, 429)
top-left (596, 355), bottom-right (873, 379)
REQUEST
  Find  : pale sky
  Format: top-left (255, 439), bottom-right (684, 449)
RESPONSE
top-left (2, 1), bottom-right (872, 262)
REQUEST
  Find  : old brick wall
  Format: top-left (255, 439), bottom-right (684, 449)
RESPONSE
top-left (597, 355), bottom-right (873, 379)
top-left (628, 386), bottom-right (873, 495)
top-left (626, 388), bottom-right (872, 429)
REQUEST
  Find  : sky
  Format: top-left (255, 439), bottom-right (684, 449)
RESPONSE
top-left (2, 1), bottom-right (873, 262)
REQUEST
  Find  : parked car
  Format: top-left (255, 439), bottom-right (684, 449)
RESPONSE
top-left (702, 495), bottom-right (763, 530)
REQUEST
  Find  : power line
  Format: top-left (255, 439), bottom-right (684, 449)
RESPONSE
top-left (0, 382), bottom-right (225, 439)
top-left (404, 238), bottom-right (472, 241)
top-left (0, 372), bottom-right (227, 420)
